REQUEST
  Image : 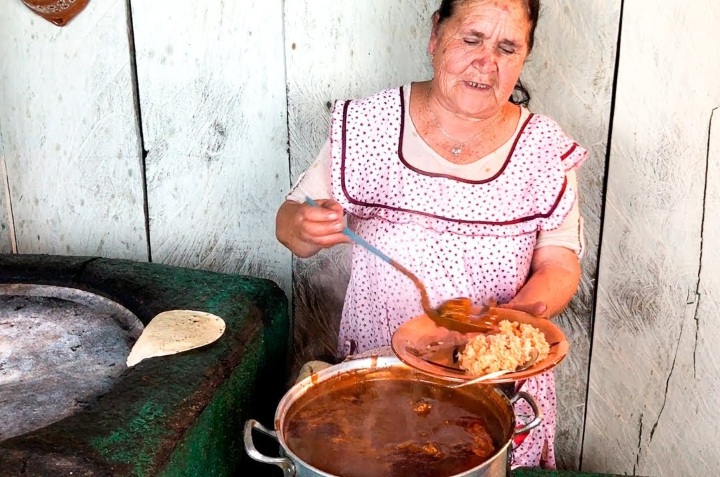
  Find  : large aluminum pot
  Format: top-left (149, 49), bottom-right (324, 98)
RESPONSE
top-left (244, 356), bottom-right (541, 477)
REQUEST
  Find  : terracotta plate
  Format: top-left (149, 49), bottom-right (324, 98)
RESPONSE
top-left (391, 310), bottom-right (569, 384)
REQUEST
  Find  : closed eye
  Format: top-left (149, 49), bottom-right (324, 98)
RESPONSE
top-left (499, 41), bottom-right (519, 54)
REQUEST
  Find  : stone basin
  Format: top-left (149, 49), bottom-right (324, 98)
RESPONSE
top-left (0, 254), bottom-right (289, 477)
top-left (1, 284), bottom-right (144, 442)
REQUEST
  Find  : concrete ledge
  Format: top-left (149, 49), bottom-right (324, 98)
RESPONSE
top-left (0, 254), bottom-right (289, 477)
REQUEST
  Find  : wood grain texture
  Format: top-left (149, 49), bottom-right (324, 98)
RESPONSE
top-left (131, 0), bottom-right (291, 294)
top-left (0, 135), bottom-right (13, 253)
top-left (585, 1), bottom-right (720, 475)
top-left (0, 0), bottom-right (147, 259)
top-left (285, 0), bottom-right (437, 180)
top-left (284, 0), bottom-right (436, 370)
top-left (520, 1), bottom-right (620, 469)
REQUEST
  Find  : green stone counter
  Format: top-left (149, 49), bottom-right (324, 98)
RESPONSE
top-left (0, 254), bottom-right (289, 477)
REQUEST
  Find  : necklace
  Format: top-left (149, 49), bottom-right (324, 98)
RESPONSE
top-left (427, 95), bottom-right (484, 157)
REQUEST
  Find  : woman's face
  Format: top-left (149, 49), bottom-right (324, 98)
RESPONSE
top-left (429, 0), bottom-right (531, 118)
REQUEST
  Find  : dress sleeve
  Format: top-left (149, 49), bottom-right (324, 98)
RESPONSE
top-left (535, 169), bottom-right (585, 257)
top-left (286, 139), bottom-right (333, 203)
top-left (560, 135), bottom-right (588, 171)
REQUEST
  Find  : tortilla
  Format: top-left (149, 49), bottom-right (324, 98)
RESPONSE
top-left (126, 310), bottom-right (226, 367)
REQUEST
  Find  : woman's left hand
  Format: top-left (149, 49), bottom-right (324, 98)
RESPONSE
top-left (503, 245), bottom-right (581, 319)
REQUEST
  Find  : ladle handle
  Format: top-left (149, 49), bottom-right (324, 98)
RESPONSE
top-left (343, 224), bottom-right (395, 264)
top-left (305, 197), bottom-right (434, 313)
top-left (243, 419), bottom-right (296, 477)
top-left (304, 197), bottom-right (393, 263)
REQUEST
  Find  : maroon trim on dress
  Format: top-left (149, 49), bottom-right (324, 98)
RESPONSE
top-left (340, 89), bottom-right (565, 226)
top-left (490, 111), bottom-right (534, 182)
top-left (397, 85), bottom-right (406, 158)
top-left (340, 100), bottom-right (352, 203)
top-left (561, 143), bottom-right (578, 160)
top-left (397, 95), bottom-right (535, 185)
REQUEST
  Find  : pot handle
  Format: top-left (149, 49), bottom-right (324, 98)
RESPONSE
top-left (243, 419), bottom-right (296, 477)
top-left (510, 391), bottom-right (543, 436)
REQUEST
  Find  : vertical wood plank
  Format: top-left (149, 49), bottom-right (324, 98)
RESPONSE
top-left (285, 0), bottom-right (437, 181)
top-left (284, 0), bottom-right (436, 368)
top-left (521, 0), bottom-right (621, 468)
top-left (0, 136), bottom-right (14, 253)
top-left (0, 0), bottom-right (147, 259)
top-left (693, 108), bottom-right (720, 473)
top-left (131, 0), bottom-right (291, 294)
top-left (585, 1), bottom-right (720, 474)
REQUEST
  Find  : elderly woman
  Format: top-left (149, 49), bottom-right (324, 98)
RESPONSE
top-left (276, 0), bottom-right (585, 469)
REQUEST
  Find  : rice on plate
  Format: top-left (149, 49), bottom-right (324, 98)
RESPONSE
top-left (458, 320), bottom-right (550, 376)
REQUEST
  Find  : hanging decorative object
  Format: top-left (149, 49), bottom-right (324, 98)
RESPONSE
top-left (20, 0), bottom-right (90, 27)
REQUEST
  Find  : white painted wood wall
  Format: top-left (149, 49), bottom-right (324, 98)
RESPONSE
top-left (0, 0), bottom-right (146, 259)
top-left (584, 1), bottom-right (720, 476)
top-left (1, 0), bottom-right (719, 474)
top-left (0, 0), bottom-right (292, 293)
top-left (519, 0), bottom-right (621, 468)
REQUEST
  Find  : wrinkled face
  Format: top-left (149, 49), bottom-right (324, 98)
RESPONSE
top-left (429, 0), bottom-right (531, 118)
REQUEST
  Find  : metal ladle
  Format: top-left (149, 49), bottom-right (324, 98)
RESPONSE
top-left (305, 198), bottom-right (492, 333)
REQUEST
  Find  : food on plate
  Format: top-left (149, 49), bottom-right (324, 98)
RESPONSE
top-left (458, 320), bottom-right (549, 376)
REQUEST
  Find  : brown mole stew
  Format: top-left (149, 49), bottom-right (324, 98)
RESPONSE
top-left (284, 369), bottom-right (506, 477)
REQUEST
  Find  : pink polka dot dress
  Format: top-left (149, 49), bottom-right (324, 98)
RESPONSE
top-left (329, 87), bottom-right (587, 469)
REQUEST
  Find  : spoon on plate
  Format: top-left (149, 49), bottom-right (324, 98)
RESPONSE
top-left (448, 348), bottom-right (539, 388)
top-left (304, 198), bottom-right (493, 333)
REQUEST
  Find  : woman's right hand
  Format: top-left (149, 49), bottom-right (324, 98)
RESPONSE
top-left (275, 199), bottom-right (351, 258)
